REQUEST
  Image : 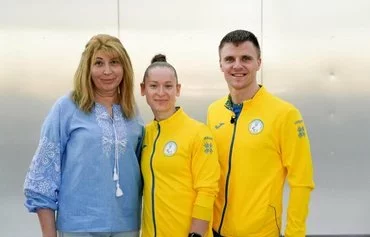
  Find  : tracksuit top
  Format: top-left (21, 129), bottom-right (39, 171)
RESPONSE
top-left (207, 86), bottom-right (314, 237)
top-left (141, 107), bottom-right (220, 237)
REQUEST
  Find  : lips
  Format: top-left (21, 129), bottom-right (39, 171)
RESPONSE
top-left (232, 73), bottom-right (247, 77)
top-left (101, 78), bottom-right (115, 83)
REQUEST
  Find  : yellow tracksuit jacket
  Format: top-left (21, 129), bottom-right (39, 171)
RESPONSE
top-left (141, 107), bottom-right (220, 237)
top-left (207, 86), bottom-right (314, 237)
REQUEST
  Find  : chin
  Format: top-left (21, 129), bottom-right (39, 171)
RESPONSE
top-left (152, 106), bottom-right (170, 113)
top-left (229, 84), bottom-right (247, 90)
top-left (155, 107), bottom-right (169, 113)
top-left (100, 85), bottom-right (118, 92)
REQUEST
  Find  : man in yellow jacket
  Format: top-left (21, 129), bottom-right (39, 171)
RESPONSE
top-left (207, 29), bottom-right (315, 237)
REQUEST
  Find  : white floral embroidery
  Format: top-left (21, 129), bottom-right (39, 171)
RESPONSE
top-left (95, 104), bottom-right (128, 156)
top-left (113, 105), bottom-right (128, 154)
top-left (24, 137), bottom-right (61, 199)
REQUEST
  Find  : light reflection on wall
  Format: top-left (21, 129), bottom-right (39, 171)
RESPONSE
top-left (2, 0), bottom-right (370, 235)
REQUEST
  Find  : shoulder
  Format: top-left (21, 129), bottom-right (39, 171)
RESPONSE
top-left (127, 113), bottom-right (144, 128)
top-left (208, 96), bottom-right (228, 111)
top-left (262, 89), bottom-right (300, 114)
top-left (53, 93), bottom-right (77, 111)
top-left (185, 118), bottom-right (216, 153)
top-left (262, 91), bottom-right (304, 125)
top-left (185, 114), bottom-right (213, 138)
top-left (207, 96), bottom-right (228, 121)
top-left (45, 94), bottom-right (78, 125)
top-left (129, 107), bottom-right (145, 125)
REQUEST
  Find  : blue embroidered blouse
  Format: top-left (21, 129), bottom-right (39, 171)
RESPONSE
top-left (24, 94), bottom-right (143, 232)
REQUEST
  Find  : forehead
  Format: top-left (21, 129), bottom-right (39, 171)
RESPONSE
top-left (94, 50), bottom-right (119, 60)
top-left (220, 41), bottom-right (259, 58)
top-left (147, 67), bottom-right (176, 82)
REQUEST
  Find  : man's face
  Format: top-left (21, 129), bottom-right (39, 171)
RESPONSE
top-left (219, 41), bottom-right (261, 91)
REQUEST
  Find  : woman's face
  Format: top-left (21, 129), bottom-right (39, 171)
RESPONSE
top-left (141, 67), bottom-right (181, 118)
top-left (91, 51), bottom-right (123, 95)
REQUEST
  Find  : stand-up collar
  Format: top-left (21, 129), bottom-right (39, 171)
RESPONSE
top-left (224, 85), bottom-right (267, 111)
top-left (154, 107), bottom-right (186, 127)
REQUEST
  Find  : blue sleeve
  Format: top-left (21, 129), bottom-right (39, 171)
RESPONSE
top-left (23, 99), bottom-right (67, 212)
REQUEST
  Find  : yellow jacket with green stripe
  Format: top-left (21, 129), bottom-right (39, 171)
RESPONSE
top-left (141, 107), bottom-right (220, 237)
top-left (207, 86), bottom-right (315, 237)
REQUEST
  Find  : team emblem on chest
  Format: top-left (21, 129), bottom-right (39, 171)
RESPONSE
top-left (164, 141), bottom-right (177, 157)
top-left (249, 119), bottom-right (264, 134)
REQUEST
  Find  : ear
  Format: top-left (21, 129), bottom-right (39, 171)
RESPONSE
top-left (219, 60), bottom-right (224, 72)
top-left (176, 84), bottom-right (181, 97)
top-left (140, 83), bottom-right (145, 96)
top-left (257, 57), bottom-right (262, 71)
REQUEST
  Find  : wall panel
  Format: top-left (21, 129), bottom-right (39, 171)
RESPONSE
top-left (263, 0), bottom-right (370, 234)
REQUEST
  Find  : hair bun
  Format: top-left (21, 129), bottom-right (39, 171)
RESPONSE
top-left (151, 54), bottom-right (167, 64)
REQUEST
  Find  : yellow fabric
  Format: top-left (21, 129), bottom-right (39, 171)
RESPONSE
top-left (207, 86), bottom-right (314, 237)
top-left (141, 107), bottom-right (220, 237)
top-left (285, 187), bottom-right (311, 237)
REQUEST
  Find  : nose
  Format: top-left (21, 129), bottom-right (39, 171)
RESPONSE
top-left (233, 59), bottom-right (243, 70)
top-left (157, 86), bottom-right (165, 96)
top-left (103, 65), bottom-right (112, 75)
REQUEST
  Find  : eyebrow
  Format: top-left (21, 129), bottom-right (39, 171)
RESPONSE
top-left (224, 55), bottom-right (254, 59)
top-left (147, 80), bottom-right (175, 84)
top-left (243, 55), bottom-right (254, 59)
top-left (95, 56), bottom-right (119, 60)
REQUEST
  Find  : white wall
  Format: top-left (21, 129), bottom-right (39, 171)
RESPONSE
top-left (1, 0), bottom-right (370, 235)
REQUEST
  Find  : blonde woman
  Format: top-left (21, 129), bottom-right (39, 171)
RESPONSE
top-left (24, 34), bottom-right (143, 237)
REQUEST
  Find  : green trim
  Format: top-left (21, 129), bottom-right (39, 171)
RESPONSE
top-left (218, 118), bottom-right (238, 233)
top-left (224, 95), bottom-right (233, 111)
top-left (149, 123), bottom-right (161, 237)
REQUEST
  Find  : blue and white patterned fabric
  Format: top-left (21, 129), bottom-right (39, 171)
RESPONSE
top-left (24, 94), bottom-right (143, 232)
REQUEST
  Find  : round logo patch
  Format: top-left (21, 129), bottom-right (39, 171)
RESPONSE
top-left (249, 119), bottom-right (264, 134)
top-left (164, 141), bottom-right (177, 157)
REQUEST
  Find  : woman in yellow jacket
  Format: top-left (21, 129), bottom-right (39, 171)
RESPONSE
top-left (140, 54), bottom-right (220, 237)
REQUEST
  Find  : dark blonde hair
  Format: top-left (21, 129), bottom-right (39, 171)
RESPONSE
top-left (142, 54), bottom-right (178, 83)
top-left (72, 34), bottom-right (136, 118)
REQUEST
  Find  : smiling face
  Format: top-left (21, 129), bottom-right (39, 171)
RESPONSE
top-left (91, 51), bottom-right (123, 96)
top-left (219, 41), bottom-right (261, 92)
top-left (141, 66), bottom-right (181, 121)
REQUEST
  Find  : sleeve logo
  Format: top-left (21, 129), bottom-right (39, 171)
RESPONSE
top-left (295, 120), bottom-right (306, 138)
top-left (297, 126), bottom-right (306, 138)
top-left (203, 136), bottom-right (214, 154)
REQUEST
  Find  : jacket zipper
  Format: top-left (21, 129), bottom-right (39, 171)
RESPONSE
top-left (218, 115), bottom-right (238, 234)
top-left (150, 123), bottom-right (161, 237)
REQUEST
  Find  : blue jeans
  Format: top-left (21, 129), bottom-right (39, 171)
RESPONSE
top-left (58, 231), bottom-right (139, 237)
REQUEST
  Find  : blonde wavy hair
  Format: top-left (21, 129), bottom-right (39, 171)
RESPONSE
top-left (72, 34), bottom-right (136, 119)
